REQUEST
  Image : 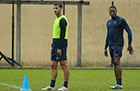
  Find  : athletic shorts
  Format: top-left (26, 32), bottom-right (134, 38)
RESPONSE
top-left (51, 47), bottom-right (67, 61)
top-left (109, 45), bottom-right (123, 57)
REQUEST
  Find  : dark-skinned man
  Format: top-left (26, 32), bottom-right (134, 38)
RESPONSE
top-left (104, 1), bottom-right (134, 89)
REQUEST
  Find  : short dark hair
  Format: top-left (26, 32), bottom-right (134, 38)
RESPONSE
top-left (109, 1), bottom-right (117, 10)
top-left (54, 2), bottom-right (63, 8)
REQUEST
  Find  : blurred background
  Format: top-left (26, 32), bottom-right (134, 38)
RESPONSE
top-left (0, 0), bottom-right (140, 67)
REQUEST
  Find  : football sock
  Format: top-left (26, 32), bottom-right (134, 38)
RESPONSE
top-left (63, 81), bottom-right (68, 88)
top-left (50, 80), bottom-right (55, 87)
top-left (116, 78), bottom-right (122, 85)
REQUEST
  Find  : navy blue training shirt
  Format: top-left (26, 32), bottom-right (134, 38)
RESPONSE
top-left (52, 18), bottom-right (67, 48)
top-left (105, 16), bottom-right (132, 49)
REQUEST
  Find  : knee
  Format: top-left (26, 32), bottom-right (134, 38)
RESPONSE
top-left (60, 63), bottom-right (67, 70)
top-left (51, 63), bottom-right (57, 70)
top-left (114, 60), bottom-right (120, 66)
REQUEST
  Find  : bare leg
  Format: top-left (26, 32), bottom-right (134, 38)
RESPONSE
top-left (111, 57), bottom-right (114, 67)
top-left (113, 57), bottom-right (122, 85)
top-left (60, 61), bottom-right (70, 82)
top-left (114, 57), bottom-right (122, 79)
top-left (51, 61), bottom-right (58, 80)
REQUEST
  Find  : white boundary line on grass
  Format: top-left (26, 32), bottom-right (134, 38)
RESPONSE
top-left (0, 82), bottom-right (20, 89)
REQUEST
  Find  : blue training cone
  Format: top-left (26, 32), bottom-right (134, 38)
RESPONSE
top-left (20, 75), bottom-right (32, 91)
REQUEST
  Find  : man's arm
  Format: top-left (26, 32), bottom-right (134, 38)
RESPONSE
top-left (121, 18), bottom-right (132, 45)
top-left (57, 18), bottom-right (67, 56)
top-left (59, 18), bottom-right (67, 48)
top-left (104, 23), bottom-right (109, 57)
top-left (105, 31), bottom-right (109, 50)
top-left (121, 18), bottom-right (134, 54)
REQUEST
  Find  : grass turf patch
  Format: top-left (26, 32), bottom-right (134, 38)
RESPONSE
top-left (0, 69), bottom-right (140, 91)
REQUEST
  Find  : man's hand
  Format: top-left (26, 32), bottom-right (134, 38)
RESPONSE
top-left (57, 49), bottom-right (62, 56)
top-left (127, 45), bottom-right (134, 55)
top-left (104, 49), bottom-right (108, 57)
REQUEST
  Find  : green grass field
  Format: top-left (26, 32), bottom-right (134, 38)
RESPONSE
top-left (0, 69), bottom-right (140, 91)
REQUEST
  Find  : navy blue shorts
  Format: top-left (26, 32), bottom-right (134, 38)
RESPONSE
top-left (109, 45), bottom-right (123, 57)
top-left (51, 47), bottom-right (67, 61)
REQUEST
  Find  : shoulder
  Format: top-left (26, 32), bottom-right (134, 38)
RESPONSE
top-left (60, 18), bottom-right (67, 24)
top-left (60, 15), bottom-right (67, 22)
top-left (61, 15), bottom-right (68, 22)
top-left (117, 16), bottom-right (126, 22)
top-left (107, 19), bottom-right (111, 25)
top-left (60, 17), bottom-right (66, 21)
top-left (60, 17), bottom-right (67, 25)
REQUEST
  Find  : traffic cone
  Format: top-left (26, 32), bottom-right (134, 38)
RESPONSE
top-left (20, 75), bottom-right (32, 91)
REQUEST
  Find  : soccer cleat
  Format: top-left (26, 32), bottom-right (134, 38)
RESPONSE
top-left (110, 84), bottom-right (123, 89)
top-left (41, 85), bottom-right (55, 91)
top-left (57, 86), bottom-right (68, 91)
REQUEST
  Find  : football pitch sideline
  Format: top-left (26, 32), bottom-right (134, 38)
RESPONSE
top-left (0, 69), bottom-right (140, 91)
